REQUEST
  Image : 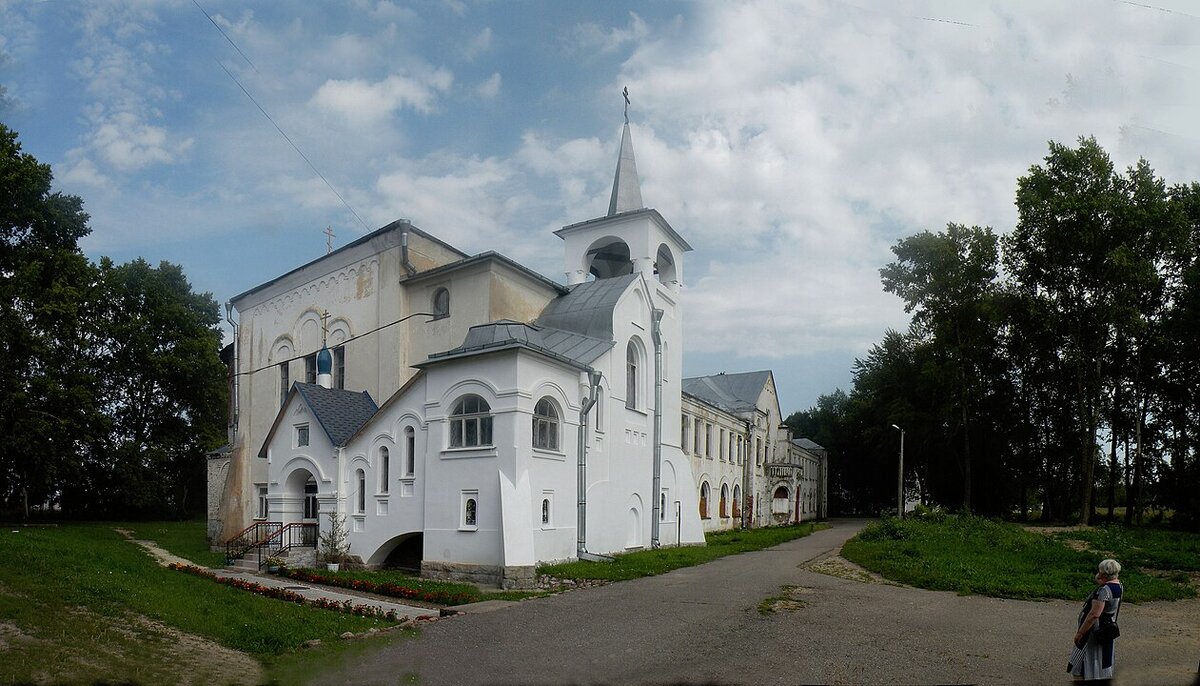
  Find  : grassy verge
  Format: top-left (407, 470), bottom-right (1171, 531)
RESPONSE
top-left (539, 522), bottom-right (827, 582)
top-left (0, 523), bottom-right (396, 685)
top-left (842, 515), bottom-right (1196, 601)
top-left (1054, 524), bottom-right (1200, 574)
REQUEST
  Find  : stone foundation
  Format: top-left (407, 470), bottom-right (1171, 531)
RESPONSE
top-left (421, 561), bottom-right (538, 590)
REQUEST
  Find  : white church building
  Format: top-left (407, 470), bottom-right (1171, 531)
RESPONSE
top-left (208, 116), bottom-right (826, 588)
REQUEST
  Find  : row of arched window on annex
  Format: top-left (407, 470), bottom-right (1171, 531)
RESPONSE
top-left (697, 481), bottom-right (742, 520)
top-left (446, 393), bottom-right (565, 451)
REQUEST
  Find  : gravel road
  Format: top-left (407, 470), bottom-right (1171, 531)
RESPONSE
top-left (310, 519), bottom-right (1200, 685)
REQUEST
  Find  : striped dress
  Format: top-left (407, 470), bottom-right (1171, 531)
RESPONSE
top-left (1067, 581), bottom-right (1122, 680)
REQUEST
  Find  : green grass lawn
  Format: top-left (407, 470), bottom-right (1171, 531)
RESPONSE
top-left (0, 523), bottom-right (397, 684)
top-left (539, 522), bottom-right (827, 582)
top-left (123, 519), bottom-right (228, 567)
top-left (1055, 524), bottom-right (1200, 573)
top-left (841, 515), bottom-right (1197, 601)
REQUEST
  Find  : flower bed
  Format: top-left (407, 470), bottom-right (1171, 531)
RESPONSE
top-left (167, 563), bottom-right (403, 621)
top-left (280, 568), bottom-right (477, 606)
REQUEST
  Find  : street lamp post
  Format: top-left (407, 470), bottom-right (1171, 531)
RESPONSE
top-left (891, 424), bottom-right (905, 518)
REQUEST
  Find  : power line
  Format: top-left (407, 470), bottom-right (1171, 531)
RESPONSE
top-left (216, 60), bottom-right (371, 232)
top-left (191, 0), bottom-right (257, 72)
top-left (234, 311), bottom-right (435, 378)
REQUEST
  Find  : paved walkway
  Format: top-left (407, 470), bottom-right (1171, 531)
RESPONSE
top-left (121, 533), bottom-right (437, 621)
top-left (308, 520), bottom-right (1200, 686)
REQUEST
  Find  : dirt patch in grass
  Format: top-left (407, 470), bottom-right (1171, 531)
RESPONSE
top-left (127, 614), bottom-right (264, 685)
top-left (12, 606), bottom-right (265, 685)
top-left (807, 554), bottom-right (899, 585)
top-left (757, 585), bottom-right (812, 614)
top-left (0, 621), bottom-right (36, 651)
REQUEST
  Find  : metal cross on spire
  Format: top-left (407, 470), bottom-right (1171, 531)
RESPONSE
top-left (323, 225), bottom-right (335, 254)
top-left (622, 86), bottom-right (630, 123)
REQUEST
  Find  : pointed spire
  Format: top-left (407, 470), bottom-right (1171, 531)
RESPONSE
top-left (607, 115), bottom-right (644, 216)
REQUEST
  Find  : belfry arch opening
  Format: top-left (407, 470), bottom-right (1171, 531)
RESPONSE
top-left (584, 237), bottom-right (633, 280)
top-left (654, 243), bottom-right (676, 284)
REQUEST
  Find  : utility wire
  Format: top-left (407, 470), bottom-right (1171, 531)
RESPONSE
top-left (216, 60), bottom-right (371, 232)
top-left (191, 0), bottom-right (257, 72)
top-left (234, 311), bottom-right (436, 378)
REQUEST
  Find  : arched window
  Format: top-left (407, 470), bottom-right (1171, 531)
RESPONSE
top-left (625, 341), bottom-right (639, 409)
top-left (404, 427), bottom-right (415, 476)
top-left (450, 394), bottom-right (492, 448)
top-left (355, 469), bottom-right (366, 513)
top-left (720, 484), bottom-right (729, 518)
top-left (660, 492), bottom-right (666, 520)
top-left (379, 447), bottom-right (390, 493)
top-left (699, 482), bottom-right (710, 519)
top-left (432, 287), bottom-right (450, 319)
top-left (733, 485), bottom-right (741, 519)
top-left (541, 498), bottom-right (550, 525)
top-left (464, 497), bottom-right (477, 527)
top-left (533, 397), bottom-right (559, 451)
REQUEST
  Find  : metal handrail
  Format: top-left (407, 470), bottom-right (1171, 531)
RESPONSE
top-left (243, 522), bottom-right (319, 569)
top-left (224, 521), bottom-right (281, 564)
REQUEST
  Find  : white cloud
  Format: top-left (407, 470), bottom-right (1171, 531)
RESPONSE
top-left (57, 156), bottom-right (110, 189)
top-left (474, 72), bottom-right (502, 99)
top-left (310, 69), bottom-right (453, 123)
top-left (462, 27), bottom-right (493, 61)
top-left (569, 12), bottom-right (649, 54)
top-left (88, 111), bottom-right (193, 171)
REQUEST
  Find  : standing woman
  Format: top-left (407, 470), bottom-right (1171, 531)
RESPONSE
top-left (1068, 558), bottom-right (1123, 681)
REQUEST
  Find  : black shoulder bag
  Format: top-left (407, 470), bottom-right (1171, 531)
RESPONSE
top-left (1092, 584), bottom-right (1121, 641)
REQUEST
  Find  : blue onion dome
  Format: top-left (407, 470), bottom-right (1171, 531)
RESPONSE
top-left (317, 346), bottom-right (333, 374)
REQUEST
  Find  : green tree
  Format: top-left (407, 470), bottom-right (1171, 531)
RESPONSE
top-left (66, 258), bottom-right (227, 517)
top-left (880, 223), bottom-right (1002, 511)
top-left (1, 123), bottom-right (226, 519)
top-left (0, 123), bottom-right (99, 517)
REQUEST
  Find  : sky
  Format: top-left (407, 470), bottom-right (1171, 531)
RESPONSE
top-left (3, 1), bottom-right (1200, 416)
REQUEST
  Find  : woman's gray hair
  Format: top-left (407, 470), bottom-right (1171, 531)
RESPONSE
top-left (1098, 558), bottom-right (1121, 579)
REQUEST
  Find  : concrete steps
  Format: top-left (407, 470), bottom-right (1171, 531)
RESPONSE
top-left (226, 546), bottom-right (317, 572)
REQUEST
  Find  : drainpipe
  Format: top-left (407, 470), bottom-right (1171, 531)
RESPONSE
top-left (224, 301), bottom-right (239, 442)
top-left (400, 228), bottom-right (418, 277)
top-left (742, 419), bottom-right (753, 529)
top-left (577, 369), bottom-right (608, 561)
top-left (650, 308), bottom-right (664, 548)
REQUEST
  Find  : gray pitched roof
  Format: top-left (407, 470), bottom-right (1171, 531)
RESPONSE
top-left (294, 383), bottom-right (379, 447)
top-left (420, 320), bottom-right (612, 369)
top-left (681, 370), bottom-right (773, 414)
top-left (792, 437), bottom-right (826, 452)
top-left (535, 273), bottom-right (638, 341)
top-left (231, 219), bottom-right (466, 304)
top-left (401, 250), bottom-right (568, 295)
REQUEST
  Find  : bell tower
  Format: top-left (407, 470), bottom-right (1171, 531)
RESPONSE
top-left (555, 92), bottom-right (691, 292)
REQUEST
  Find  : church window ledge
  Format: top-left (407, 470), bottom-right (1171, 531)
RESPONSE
top-left (532, 447), bottom-right (566, 461)
top-left (440, 446), bottom-right (497, 460)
